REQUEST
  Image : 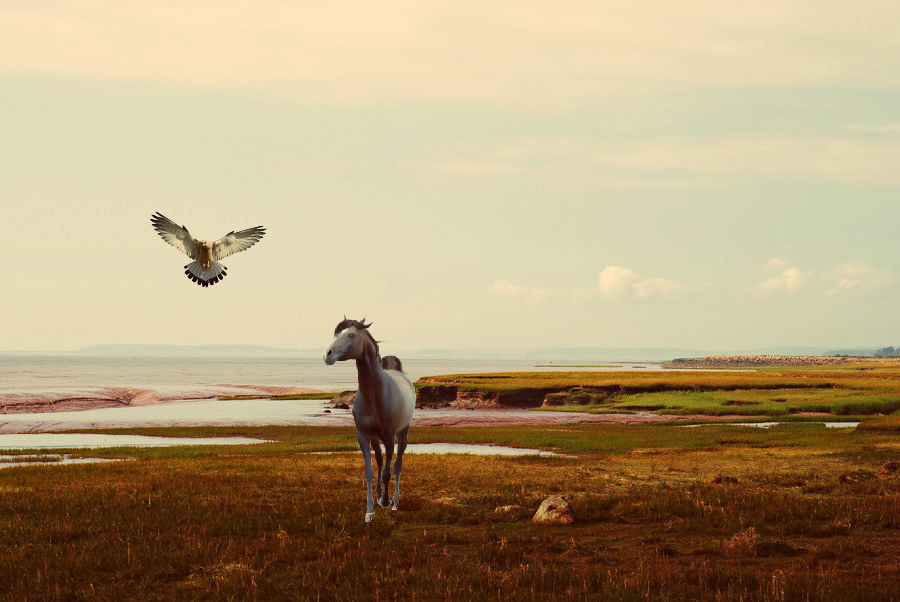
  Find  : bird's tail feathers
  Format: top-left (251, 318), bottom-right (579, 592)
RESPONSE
top-left (184, 260), bottom-right (227, 288)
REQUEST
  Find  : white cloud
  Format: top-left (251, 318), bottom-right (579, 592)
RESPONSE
top-left (597, 266), bottom-right (683, 300)
top-left (597, 266), bottom-right (638, 298)
top-left (754, 258), bottom-right (809, 295)
top-left (830, 261), bottom-right (893, 293)
top-left (490, 280), bottom-right (552, 305)
top-left (633, 277), bottom-right (685, 300)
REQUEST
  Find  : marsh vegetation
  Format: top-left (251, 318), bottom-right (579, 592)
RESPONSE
top-left (416, 362), bottom-right (900, 418)
top-left (1, 420), bottom-right (898, 600)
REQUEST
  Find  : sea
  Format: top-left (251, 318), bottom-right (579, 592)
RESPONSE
top-left (0, 355), bottom-right (661, 435)
top-left (0, 354), bottom-right (659, 407)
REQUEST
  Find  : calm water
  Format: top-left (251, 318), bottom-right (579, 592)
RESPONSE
top-left (0, 355), bottom-right (659, 404)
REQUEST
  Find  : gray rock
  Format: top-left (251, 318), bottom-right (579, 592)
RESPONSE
top-left (532, 496), bottom-right (574, 525)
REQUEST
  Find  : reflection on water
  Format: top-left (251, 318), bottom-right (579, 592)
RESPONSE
top-left (679, 422), bottom-right (859, 429)
top-left (405, 443), bottom-right (568, 456)
top-left (315, 443), bottom-right (569, 457)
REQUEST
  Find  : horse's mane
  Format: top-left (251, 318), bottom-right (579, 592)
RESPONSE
top-left (333, 317), bottom-right (380, 358)
top-left (381, 356), bottom-right (403, 371)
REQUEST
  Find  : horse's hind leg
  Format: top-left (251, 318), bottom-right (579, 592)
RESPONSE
top-left (392, 426), bottom-right (409, 510)
top-left (371, 440), bottom-right (384, 506)
top-left (380, 436), bottom-right (394, 508)
top-left (357, 432), bottom-right (376, 522)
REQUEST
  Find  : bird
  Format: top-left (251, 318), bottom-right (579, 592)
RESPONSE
top-left (150, 212), bottom-right (265, 287)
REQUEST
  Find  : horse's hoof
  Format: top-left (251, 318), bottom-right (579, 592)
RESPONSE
top-left (391, 498), bottom-right (399, 510)
top-left (365, 512), bottom-right (376, 523)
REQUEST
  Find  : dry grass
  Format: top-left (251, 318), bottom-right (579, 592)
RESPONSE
top-left (1, 422), bottom-right (898, 600)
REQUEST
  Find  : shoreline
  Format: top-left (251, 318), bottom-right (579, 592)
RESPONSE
top-left (0, 386), bottom-right (325, 415)
top-left (0, 396), bottom-right (762, 434)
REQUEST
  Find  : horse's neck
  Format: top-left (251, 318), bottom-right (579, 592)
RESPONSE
top-left (355, 341), bottom-right (387, 402)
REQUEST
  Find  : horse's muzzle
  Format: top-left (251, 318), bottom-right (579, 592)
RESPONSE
top-left (323, 348), bottom-right (336, 365)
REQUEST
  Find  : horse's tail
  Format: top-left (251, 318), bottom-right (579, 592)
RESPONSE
top-left (381, 355), bottom-right (403, 371)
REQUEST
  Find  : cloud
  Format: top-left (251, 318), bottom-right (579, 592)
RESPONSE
top-left (597, 266), bottom-right (683, 300)
top-left (754, 258), bottom-right (809, 295)
top-left (490, 280), bottom-right (552, 305)
top-left (597, 266), bottom-right (638, 298)
top-left (399, 133), bottom-right (900, 188)
top-left (828, 261), bottom-right (893, 294)
top-left (1, 2), bottom-right (899, 106)
top-left (633, 277), bottom-right (685, 300)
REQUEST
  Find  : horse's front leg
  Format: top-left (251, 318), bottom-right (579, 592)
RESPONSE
top-left (380, 436), bottom-right (394, 509)
top-left (357, 432), bottom-right (376, 522)
top-left (371, 440), bottom-right (384, 506)
top-left (392, 426), bottom-right (409, 510)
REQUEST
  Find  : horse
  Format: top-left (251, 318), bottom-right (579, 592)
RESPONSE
top-left (323, 318), bottom-right (416, 522)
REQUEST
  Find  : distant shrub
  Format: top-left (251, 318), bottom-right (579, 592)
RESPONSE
top-left (875, 346), bottom-right (900, 357)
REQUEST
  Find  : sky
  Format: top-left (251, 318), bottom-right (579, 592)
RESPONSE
top-left (2, 1), bottom-right (899, 354)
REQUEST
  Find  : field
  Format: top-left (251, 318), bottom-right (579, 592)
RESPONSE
top-left (415, 361), bottom-right (900, 417)
top-left (1, 421), bottom-right (899, 601)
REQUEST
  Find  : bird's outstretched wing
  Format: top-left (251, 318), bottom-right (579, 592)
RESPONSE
top-left (213, 226), bottom-right (266, 261)
top-left (151, 212), bottom-right (201, 259)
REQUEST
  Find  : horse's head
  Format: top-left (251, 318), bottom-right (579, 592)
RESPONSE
top-left (324, 317), bottom-right (375, 365)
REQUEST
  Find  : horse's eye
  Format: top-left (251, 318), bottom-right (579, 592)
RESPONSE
top-left (349, 334), bottom-right (355, 338)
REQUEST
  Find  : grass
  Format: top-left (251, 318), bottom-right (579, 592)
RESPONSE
top-left (858, 414), bottom-right (900, 434)
top-left (417, 363), bottom-right (900, 417)
top-left (1, 422), bottom-right (899, 600)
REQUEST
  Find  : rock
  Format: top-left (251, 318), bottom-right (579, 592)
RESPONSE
top-left (414, 383), bottom-right (459, 408)
top-left (532, 496), bottom-right (574, 525)
top-left (327, 390), bottom-right (355, 409)
top-left (494, 504), bottom-right (522, 514)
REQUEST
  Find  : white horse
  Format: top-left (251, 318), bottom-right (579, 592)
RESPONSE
top-left (323, 318), bottom-right (415, 522)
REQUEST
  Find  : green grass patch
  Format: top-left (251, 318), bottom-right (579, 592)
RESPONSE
top-left (418, 364), bottom-right (900, 417)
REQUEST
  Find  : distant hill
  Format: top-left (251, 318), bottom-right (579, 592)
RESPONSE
top-left (9, 344), bottom-right (889, 361)
top-left (73, 344), bottom-right (321, 357)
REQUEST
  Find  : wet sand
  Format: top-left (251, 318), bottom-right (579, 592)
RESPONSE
top-left (0, 386), bottom-right (320, 415)
top-left (0, 396), bottom-right (739, 434)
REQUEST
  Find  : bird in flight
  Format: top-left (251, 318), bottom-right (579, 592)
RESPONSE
top-left (150, 212), bottom-right (266, 287)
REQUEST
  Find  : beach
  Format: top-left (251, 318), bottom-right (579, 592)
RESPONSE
top-left (0, 355), bottom-right (672, 432)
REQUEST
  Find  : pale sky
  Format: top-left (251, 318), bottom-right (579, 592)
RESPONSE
top-left (2, 1), bottom-right (899, 353)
